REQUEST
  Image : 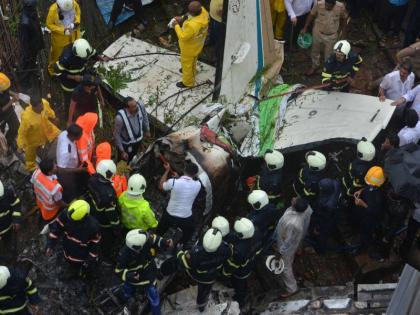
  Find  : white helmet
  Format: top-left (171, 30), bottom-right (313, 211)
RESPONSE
top-left (126, 229), bottom-right (148, 250)
top-left (247, 190), bottom-right (269, 210)
top-left (96, 159), bottom-right (116, 180)
top-left (202, 228), bottom-right (222, 253)
top-left (211, 216), bottom-right (230, 237)
top-left (127, 174), bottom-right (147, 196)
top-left (234, 217), bottom-right (255, 239)
top-left (57, 0), bottom-right (73, 11)
top-left (357, 138), bottom-right (376, 162)
top-left (334, 40), bottom-right (351, 58)
top-left (305, 151), bottom-right (326, 171)
top-left (0, 180), bottom-right (4, 198)
top-left (265, 255), bottom-right (285, 275)
top-left (0, 266), bottom-right (10, 289)
top-left (264, 150), bottom-right (284, 171)
top-left (72, 39), bottom-right (94, 59)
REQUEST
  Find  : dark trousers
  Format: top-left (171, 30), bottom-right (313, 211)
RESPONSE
top-left (401, 217), bottom-right (420, 259)
top-left (232, 276), bottom-right (248, 307)
top-left (380, 1), bottom-right (408, 36)
top-left (0, 111), bottom-right (20, 148)
top-left (197, 283), bottom-right (213, 309)
top-left (156, 211), bottom-right (194, 244)
top-left (208, 18), bottom-right (226, 100)
top-left (18, 52), bottom-right (38, 92)
top-left (403, 0), bottom-right (420, 47)
top-left (284, 13), bottom-right (308, 49)
top-left (110, 0), bottom-right (144, 24)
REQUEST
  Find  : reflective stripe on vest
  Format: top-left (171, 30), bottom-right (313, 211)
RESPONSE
top-left (77, 132), bottom-right (94, 162)
top-left (117, 107), bottom-right (143, 145)
top-left (32, 169), bottom-right (61, 220)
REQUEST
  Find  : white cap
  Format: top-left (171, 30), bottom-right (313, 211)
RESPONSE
top-left (0, 266), bottom-right (10, 289)
top-left (202, 228), bottom-right (222, 253)
top-left (233, 217), bottom-right (255, 239)
top-left (305, 151), bottom-right (326, 171)
top-left (57, 0), bottom-right (73, 11)
top-left (264, 150), bottom-right (284, 171)
top-left (96, 159), bottom-right (116, 180)
top-left (357, 138), bottom-right (376, 162)
top-left (125, 229), bottom-right (148, 250)
top-left (211, 216), bottom-right (230, 237)
top-left (247, 190), bottom-right (269, 210)
top-left (127, 174), bottom-right (147, 196)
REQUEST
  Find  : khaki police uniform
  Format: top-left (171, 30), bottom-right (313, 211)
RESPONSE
top-left (310, 0), bottom-right (347, 68)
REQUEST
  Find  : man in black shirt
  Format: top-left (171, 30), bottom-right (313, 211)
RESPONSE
top-left (68, 74), bottom-right (104, 125)
top-left (0, 73), bottom-right (20, 148)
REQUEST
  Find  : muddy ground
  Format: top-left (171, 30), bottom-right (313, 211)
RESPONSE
top-left (0, 1), bottom-right (409, 314)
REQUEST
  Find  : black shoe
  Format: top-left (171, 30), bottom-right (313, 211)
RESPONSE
top-left (176, 82), bottom-right (187, 88)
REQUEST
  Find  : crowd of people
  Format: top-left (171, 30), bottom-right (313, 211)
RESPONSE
top-left (0, 0), bottom-right (419, 314)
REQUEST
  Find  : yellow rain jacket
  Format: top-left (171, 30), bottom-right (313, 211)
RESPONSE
top-left (118, 192), bottom-right (158, 231)
top-left (17, 99), bottom-right (60, 170)
top-left (270, 0), bottom-right (286, 39)
top-left (46, 1), bottom-right (81, 75)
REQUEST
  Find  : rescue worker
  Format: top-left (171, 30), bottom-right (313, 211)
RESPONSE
top-left (18, 0), bottom-right (44, 92)
top-left (222, 218), bottom-right (263, 309)
top-left (0, 266), bottom-right (41, 314)
top-left (342, 138), bottom-right (376, 199)
top-left (115, 229), bottom-right (173, 313)
top-left (31, 158), bottom-right (67, 223)
top-left (250, 149), bottom-right (285, 208)
top-left (247, 190), bottom-right (281, 238)
top-left (0, 180), bottom-right (21, 259)
top-left (293, 150), bottom-right (326, 204)
top-left (46, 200), bottom-right (101, 278)
top-left (309, 178), bottom-right (341, 253)
top-left (119, 174), bottom-right (158, 231)
top-left (54, 39), bottom-right (108, 114)
top-left (108, 0), bottom-right (147, 32)
top-left (0, 73), bottom-right (20, 147)
top-left (87, 159), bottom-right (120, 261)
top-left (301, 0), bottom-right (348, 76)
top-left (321, 40), bottom-right (363, 92)
top-left (46, 0), bottom-right (81, 75)
top-left (95, 142), bottom-right (128, 197)
top-left (176, 228), bottom-right (232, 312)
top-left (275, 197), bottom-right (313, 298)
top-left (114, 96), bottom-right (150, 162)
top-left (173, 1), bottom-right (209, 88)
top-left (353, 166), bottom-right (386, 250)
top-left (271, 0), bottom-right (287, 40)
top-left (56, 124), bottom-right (87, 203)
top-left (75, 112), bottom-right (98, 174)
top-left (17, 95), bottom-right (60, 171)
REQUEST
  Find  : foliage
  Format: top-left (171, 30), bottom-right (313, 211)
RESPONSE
top-left (97, 63), bottom-right (134, 92)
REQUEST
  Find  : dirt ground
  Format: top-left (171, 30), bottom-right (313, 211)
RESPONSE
top-left (0, 1), bottom-right (410, 314)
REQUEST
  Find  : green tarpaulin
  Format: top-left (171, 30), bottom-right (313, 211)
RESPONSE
top-left (258, 84), bottom-right (291, 155)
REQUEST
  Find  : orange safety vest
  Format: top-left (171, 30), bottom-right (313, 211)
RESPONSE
top-left (76, 113), bottom-right (98, 175)
top-left (96, 141), bottom-right (112, 167)
top-left (112, 175), bottom-right (127, 197)
top-left (31, 169), bottom-right (63, 221)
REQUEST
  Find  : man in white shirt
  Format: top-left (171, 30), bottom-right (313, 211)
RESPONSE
top-left (379, 61), bottom-right (414, 101)
top-left (56, 124), bottom-right (87, 202)
top-left (392, 84), bottom-right (420, 118)
top-left (398, 109), bottom-right (420, 146)
top-left (157, 161), bottom-right (202, 244)
top-left (285, 0), bottom-right (314, 46)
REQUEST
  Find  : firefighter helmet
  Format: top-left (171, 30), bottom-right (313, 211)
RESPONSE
top-left (265, 255), bottom-right (285, 274)
top-left (202, 228), bottom-right (222, 253)
top-left (247, 190), bottom-right (269, 210)
top-left (0, 73), bottom-right (11, 92)
top-left (305, 151), bottom-right (326, 171)
top-left (211, 216), bottom-right (230, 237)
top-left (68, 200), bottom-right (90, 221)
top-left (264, 149), bottom-right (284, 170)
top-left (57, 0), bottom-right (73, 11)
top-left (126, 229), bottom-right (148, 250)
top-left (0, 266), bottom-right (10, 289)
top-left (96, 159), bottom-right (116, 180)
top-left (334, 40), bottom-right (351, 58)
top-left (72, 38), bottom-right (94, 59)
top-left (127, 174), bottom-right (147, 196)
top-left (364, 166), bottom-right (385, 187)
top-left (357, 138), bottom-right (376, 162)
top-left (233, 217), bottom-right (255, 239)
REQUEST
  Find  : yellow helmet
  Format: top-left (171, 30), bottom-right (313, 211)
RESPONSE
top-left (364, 166), bottom-right (385, 187)
top-left (0, 73), bottom-right (11, 92)
top-left (68, 200), bottom-right (90, 221)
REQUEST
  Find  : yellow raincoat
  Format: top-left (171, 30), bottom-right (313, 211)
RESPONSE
top-left (17, 99), bottom-right (60, 171)
top-left (175, 8), bottom-right (209, 87)
top-left (46, 1), bottom-right (81, 75)
top-left (270, 0), bottom-right (286, 39)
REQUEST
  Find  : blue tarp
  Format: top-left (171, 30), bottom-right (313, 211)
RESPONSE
top-left (96, 0), bottom-right (154, 25)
